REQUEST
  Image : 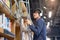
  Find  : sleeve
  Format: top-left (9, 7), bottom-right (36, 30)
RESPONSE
top-left (29, 20), bottom-right (44, 36)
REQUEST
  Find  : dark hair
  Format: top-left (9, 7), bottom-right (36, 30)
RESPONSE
top-left (33, 9), bottom-right (41, 14)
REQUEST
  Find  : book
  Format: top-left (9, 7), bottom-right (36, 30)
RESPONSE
top-left (2, 14), bottom-right (11, 32)
top-left (0, 37), bottom-right (4, 40)
top-left (0, 14), bottom-right (3, 28)
top-left (0, 13), bottom-right (12, 40)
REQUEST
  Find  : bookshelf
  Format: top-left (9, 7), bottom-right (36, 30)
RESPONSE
top-left (0, 0), bottom-right (29, 40)
top-left (0, 1), bottom-right (21, 40)
top-left (0, 28), bottom-right (14, 40)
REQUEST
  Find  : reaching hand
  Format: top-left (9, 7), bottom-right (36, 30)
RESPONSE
top-left (24, 19), bottom-right (32, 25)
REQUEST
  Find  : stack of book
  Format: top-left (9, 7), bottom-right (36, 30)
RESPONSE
top-left (0, 13), bottom-right (11, 31)
top-left (0, 13), bottom-right (12, 40)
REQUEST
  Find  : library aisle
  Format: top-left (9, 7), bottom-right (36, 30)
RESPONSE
top-left (0, 0), bottom-right (60, 40)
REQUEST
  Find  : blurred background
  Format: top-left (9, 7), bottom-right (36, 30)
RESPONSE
top-left (0, 0), bottom-right (60, 40)
top-left (30, 0), bottom-right (60, 40)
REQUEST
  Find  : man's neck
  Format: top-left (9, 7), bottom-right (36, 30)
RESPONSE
top-left (36, 16), bottom-right (41, 20)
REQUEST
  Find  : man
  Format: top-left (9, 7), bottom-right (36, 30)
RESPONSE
top-left (26, 9), bottom-right (46, 40)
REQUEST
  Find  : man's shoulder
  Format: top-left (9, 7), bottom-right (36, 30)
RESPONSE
top-left (38, 18), bottom-right (45, 24)
top-left (39, 18), bottom-right (45, 22)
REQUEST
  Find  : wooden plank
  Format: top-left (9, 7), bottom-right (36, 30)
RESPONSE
top-left (0, 28), bottom-right (4, 33)
top-left (11, 3), bottom-right (17, 15)
top-left (0, 32), bottom-right (14, 40)
top-left (0, 28), bottom-right (14, 40)
top-left (11, 20), bottom-right (16, 34)
top-left (15, 25), bottom-right (21, 40)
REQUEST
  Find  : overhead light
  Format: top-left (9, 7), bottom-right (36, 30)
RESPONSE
top-left (44, 16), bottom-right (46, 19)
top-left (51, 0), bottom-right (55, 2)
top-left (43, 7), bottom-right (47, 9)
top-left (48, 11), bottom-right (52, 18)
top-left (46, 36), bottom-right (51, 40)
top-left (47, 22), bottom-right (50, 29)
top-left (50, 20), bottom-right (53, 25)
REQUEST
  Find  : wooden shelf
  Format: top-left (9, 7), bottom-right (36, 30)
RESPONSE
top-left (0, 2), bottom-right (21, 40)
top-left (0, 1), bottom-right (27, 40)
top-left (0, 1), bottom-right (17, 21)
top-left (0, 32), bottom-right (14, 40)
top-left (0, 28), bottom-right (14, 40)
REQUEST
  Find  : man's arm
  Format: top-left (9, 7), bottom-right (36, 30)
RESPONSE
top-left (29, 20), bottom-right (44, 36)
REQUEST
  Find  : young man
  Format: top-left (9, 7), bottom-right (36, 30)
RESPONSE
top-left (26, 9), bottom-right (46, 40)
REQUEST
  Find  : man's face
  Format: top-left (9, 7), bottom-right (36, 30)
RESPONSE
top-left (33, 12), bottom-right (40, 19)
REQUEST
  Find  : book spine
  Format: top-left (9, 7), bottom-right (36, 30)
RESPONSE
top-left (0, 37), bottom-right (4, 40)
top-left (0, 14), bottom-right (3, 28)
top-left (2, 14), bottom-right (11, 32)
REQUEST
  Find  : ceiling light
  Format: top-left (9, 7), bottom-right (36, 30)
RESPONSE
top-left (51, 0), bottom-right (55, 2)
top-left (43, 7), bottom-right (47, 9)
top-left (46, 36), bottom-right (51, 40)
top-left (48, 11), bottom-right (52, 18)
top-left (44, 16), bottom-right (46, 19)
top-left (47, 22), bottom-right (50, 29)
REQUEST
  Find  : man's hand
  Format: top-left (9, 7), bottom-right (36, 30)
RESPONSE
top-left (26, 19), bottom-right (32, 25)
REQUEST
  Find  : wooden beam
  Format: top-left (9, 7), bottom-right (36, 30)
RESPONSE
top-left (11, 3), bottom-right (17, 15)
top-left (15, 22), bottom-right (21, 40)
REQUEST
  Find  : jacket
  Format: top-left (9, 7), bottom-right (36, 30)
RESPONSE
top-left (29, 18), bottom-right (46, 40)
